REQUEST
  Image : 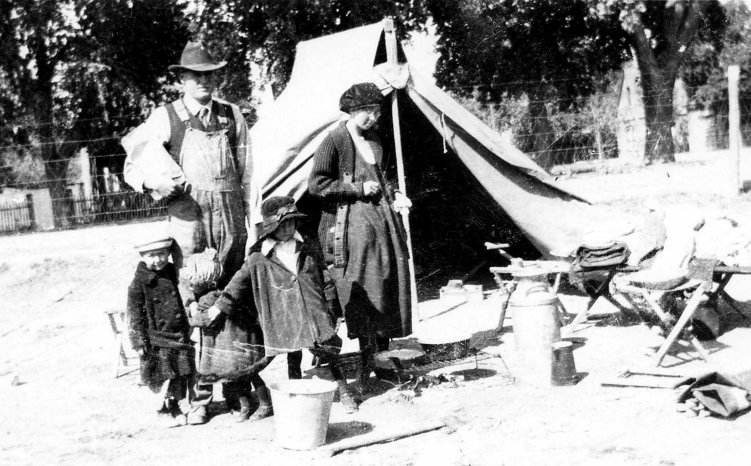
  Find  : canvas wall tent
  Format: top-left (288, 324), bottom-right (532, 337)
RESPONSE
top-left (250, 20), bottom-right (627, 291)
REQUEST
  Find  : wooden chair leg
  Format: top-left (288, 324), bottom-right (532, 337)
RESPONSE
top-left (653, 288), bottom-right (706, 366)
top-left (107, 311), bottom-right (129, 378)
top-left (719, 291), bottom-right (749, 320)
top-left (689, 336), bottom-right (710, 362)
top-left (563, 268), bottom-right (620, 335)
top-left (563, 305), bottom-right (590, 336)
top-left (640, 290), bottom-right (672, 323)
top-left (114, 333), bottom-right (124, 378)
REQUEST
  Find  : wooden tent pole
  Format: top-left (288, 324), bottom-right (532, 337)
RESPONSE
top-left (384, 18), bottom-right (420, 328)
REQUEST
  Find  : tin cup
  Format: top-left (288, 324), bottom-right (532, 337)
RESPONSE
top-left (551, 341), bottom-right (578, 386)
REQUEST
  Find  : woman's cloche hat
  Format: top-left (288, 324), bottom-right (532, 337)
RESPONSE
top-left (260, 196), bottom-right (307, 238)
top-left (339, 82), bottom-right (384, 113)
top-left (169, 40), bottom-right (227, 72)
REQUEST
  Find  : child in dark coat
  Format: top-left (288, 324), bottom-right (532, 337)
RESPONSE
top-left (208, 196), bottom-right (359, 413)
top-left (127, 236), bottom-right (194, 427)
top-left (182, 249), bottom-right (271, 423)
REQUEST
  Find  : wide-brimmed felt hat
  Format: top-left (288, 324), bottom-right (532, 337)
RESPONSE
top-left (169, 40), bottom-right (227, 72)
top-left (260, 196), bottom-right (307, 238)
top-left (135, 236), bottom-right (173, 253)
top-left (339, 82), bottom-right (384, 113)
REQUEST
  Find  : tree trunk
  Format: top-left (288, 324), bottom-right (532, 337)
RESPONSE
top-left (528, 99), bottom-right (555, 169)
top-left (44, 157), bottom-right (73, 227)
top-left (621, 0), bottom-right (712, 164)
top-left (595, 126), bottom-right (605, 162)
top-left (642, 76), bottom-right (676, 163)
top-left (33, 92), bottom-right (73, 228)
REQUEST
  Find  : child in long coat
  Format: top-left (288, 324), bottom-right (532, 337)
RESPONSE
top-left (127, 236), bottom-right (194, 427)
top-left (182, 249), bottom-right (271, 422)
top-left (209, 196), bottom-right (359, 413)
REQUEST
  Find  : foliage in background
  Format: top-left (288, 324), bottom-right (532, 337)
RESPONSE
top-left (0, 0), bottom-right (189, 224)
top-left (427, 0), bottom-right (725, 165)
top-left (0, 0), bottom-right (745, 219)
top-left (191, 0), bottom-right (430, 102)
top-left (427, 0), bottom-right (629, 167)
top-left (613, 0), bottom-right (725, 162)
top-left (682, 0), bottom-right (751, 145)
top-left (453, 72), bottom-right (622, 167)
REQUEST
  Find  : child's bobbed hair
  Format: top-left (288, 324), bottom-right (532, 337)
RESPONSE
top-left (181, 248), bottom-right (222, 288)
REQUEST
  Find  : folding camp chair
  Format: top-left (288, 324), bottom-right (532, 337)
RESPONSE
top-left (105, 310), bottom-right (139, 378)
top-left (563, 265), bottom-right (624, 334)
top-left (614, 277), bottom-right (711, 367)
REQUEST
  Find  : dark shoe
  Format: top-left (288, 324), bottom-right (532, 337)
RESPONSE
top-left (235, 396), bottom-right (253, 423)
top-left (374, 367), bottom-right (401, 382)
top-left (255, 385), bottom-right (272, 407)
top-left (225, 396), bottom-right (240, 414)
top-left (336, 380), bottom-right (359, 413)
top-left (355, 364), bottom-right (372, 396)
top-left (186, 405), bottom-right (208, 425)
top-left (288, 350), bottom-right (304, 379)
top-left (247, 404), bottom-right (273, 422)
top-left (166, 400), bottom-right (186, 426)
top-left (157, 407), bottom-right (184, 428)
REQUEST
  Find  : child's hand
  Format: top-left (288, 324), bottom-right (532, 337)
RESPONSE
top-left (206, 305), bottom-right (222, 323)
top-left (188, 302), bottom-right (198, 317)
top-left (136, 347), bottom-right (146, 357)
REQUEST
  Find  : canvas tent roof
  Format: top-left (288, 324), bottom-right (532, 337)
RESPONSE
top-left (250, 20), bottom-right (625, 258)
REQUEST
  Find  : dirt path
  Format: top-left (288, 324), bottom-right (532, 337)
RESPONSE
top-left (3, 154), bottom-right (751, 465)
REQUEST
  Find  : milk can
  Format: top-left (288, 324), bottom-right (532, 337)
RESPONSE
top-left (508, 267), bottom-right (561, 386)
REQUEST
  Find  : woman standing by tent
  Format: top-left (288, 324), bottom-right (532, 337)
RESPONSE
top-left (308, 82), bottom-right (412, 393)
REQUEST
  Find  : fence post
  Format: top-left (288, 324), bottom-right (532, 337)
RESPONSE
top-left (728, 65), bottom-right (741, 194)
top-left (26, 193), bottom-right (36, 230)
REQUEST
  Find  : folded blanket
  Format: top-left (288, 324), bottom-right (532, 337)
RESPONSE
top-left (575, 242), bottom-right (630, 269)
top-left (569, 242), bottom-right (631, 290)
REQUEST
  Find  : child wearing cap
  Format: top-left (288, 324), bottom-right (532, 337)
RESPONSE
top-left (127, 236), bottom-right (194, 427)
top-left (181, 249), bottom-right (271, 423)
top-left (207, 196), bottom-right (359, 413)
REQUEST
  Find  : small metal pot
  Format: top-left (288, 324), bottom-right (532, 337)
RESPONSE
top-left (419, 338), bottom-right (473, 362)
top-left (373, 348), bottom-right (427, 370)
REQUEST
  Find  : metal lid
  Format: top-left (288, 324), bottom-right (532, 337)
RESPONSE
top-left (508, 283), bottom-right (558, 306)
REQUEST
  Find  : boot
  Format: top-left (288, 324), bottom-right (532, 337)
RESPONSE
top-left (287, 350), bottom-right (303, 379)
top-left (157, 399), bottom-right (184, 428)
top-left (247, 385), bottom-right (273, 422)
top-left (356, 363), bottom-right (372, 395)
top-left (225, 396), bottom-right (240, 414)
top-left (235, 396), bottom-right (252, 423)
top-left (186, 405), bottom-right (208, 425)
top-left (167, 399), bottom-right (186, 426)
top-left (336, 380), bottom-right (359, 413)
top-left (355, 345), bottom-right (374, 396)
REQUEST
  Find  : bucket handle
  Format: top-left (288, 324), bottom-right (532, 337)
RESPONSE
top-left (524, 284), bottom-right (550, 296)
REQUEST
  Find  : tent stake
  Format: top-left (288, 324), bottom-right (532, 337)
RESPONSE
top-left (384, 17), bottom-right (420, 327)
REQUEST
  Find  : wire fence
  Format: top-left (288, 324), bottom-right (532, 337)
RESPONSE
top-left (0, 197), bottom-right (33, 233)
top-left (1, 75), bottom-right (749, 234)
top-left (0, 190), bottom-right (167, 235)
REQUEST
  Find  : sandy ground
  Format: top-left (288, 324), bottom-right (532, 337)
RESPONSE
top-left (3, 151), bottom-right (751, 465)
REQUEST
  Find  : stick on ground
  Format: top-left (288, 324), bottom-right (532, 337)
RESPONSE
top-left (318, 419), bottom-right (446, 457)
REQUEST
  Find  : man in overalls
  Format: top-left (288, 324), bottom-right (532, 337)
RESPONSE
top-left (122, 40), bottom-right (261, 425)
